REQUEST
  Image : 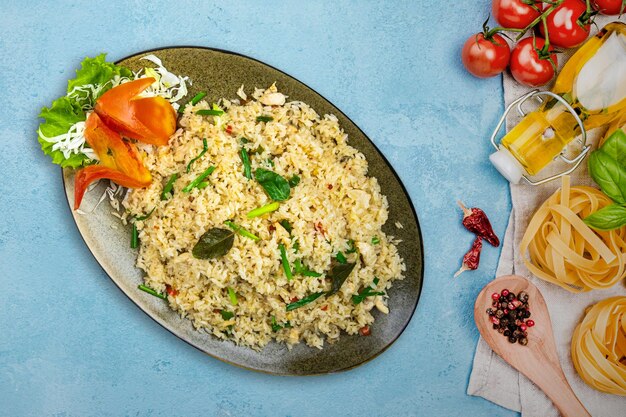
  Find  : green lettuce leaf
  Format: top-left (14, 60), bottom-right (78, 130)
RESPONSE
top-left (38, 97), bottom-right (88, 168)
top-left (38, 54), bottom-right (132, 168)
top-left (67, 53), bottom-right (132, 96)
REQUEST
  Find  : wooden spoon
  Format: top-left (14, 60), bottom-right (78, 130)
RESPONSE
top-left (474, 275), bottom-right (590, 417)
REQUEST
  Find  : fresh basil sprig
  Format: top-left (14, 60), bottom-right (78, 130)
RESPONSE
top-left (586, 128), bottom-right (626, 230)
top-left (192, 228), bottom-right (234, 259)
top-left (584, 205), bottom-right (626, 231)
top-left (255, 168), bottom-right (291, 201)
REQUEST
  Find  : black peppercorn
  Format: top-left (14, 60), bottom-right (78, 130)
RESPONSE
top-left (487, 308), bottom-right (495, 316)
top-left (508, 336), bottom-right (517, 343)
top-left (500, 302), bottom-right (508, 309)
top-left (500, 318), bottom-right (509, 326)
top-left (513, 330), bottom-right (523, 338)
top-left (499, 296), bottom-right (506, 303)
top-left (524, 310), bottom-right (531, 319)
top-left (503, 329), bottom-right (511, 337)
top-left (518, 291), bottom-right (529, 303)
top-left (493, 324), bottom-right (498, 329)
top-left (518, 337), bottom-right (528, 346)
top-left (506, 293), bottom-right (516, 302)
top-left (498, 327), bottom-right (505, 334)
top-left (508, 310), bottom-right (516, 320)
top-left (495, 309), bottom-right (504, 319)
top-left (508, 324), bottom-right (517, 331)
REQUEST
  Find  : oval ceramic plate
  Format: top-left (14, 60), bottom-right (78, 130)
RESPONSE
top-left (63, 47), bottom-right (424, 375)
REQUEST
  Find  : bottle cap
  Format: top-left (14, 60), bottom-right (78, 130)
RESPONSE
top-left (490, 148), bottom-right (525, 184)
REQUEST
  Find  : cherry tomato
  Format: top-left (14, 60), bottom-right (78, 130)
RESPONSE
top-left (539, 0), bottom-right (591, 48)
top-left (592, 0), bottom-right (626, 14)
top-left (492, 0), bottom-right (542, 29)
top-left (509, 37), bottom-right (557, 87)
top-left (461, 33), bottom-right (511, 78)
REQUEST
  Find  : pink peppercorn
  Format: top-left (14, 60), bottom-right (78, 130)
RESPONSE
top-left (492, 292), bottom-right (500, 300)
top-left (490, 316), bottom-right (500, 325)
top-left (501, 289), bottom-right (510, 297)
top-left (519, 324), bottom-right (527, 332)
top-left (526, 320), bottom-right (535, 327)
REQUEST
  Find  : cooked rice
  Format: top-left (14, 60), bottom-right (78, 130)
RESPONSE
top-left (123, 84), bottom-right (405, 349)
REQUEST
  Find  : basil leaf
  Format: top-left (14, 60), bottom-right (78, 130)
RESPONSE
top-left (599, 129), bottom-right (626, 167)
top-left (286, 292), bottom-right (325, 311)
top-left (584, 204), bottom-right (626, 231)
top-left (588, 150), bottom-right (626, 204)
top-left (327, 262), bottom-right (356, 296)
top-left (221, 310), bottom-right (234, 320)
top-left (192, 228), bottom-right (234, 259)
top-left (254, 168), bottom-right (291, 201)
top-left (288, 175), bottom-right (300, 188)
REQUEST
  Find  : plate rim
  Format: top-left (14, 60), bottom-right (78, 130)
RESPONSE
top-left (62, 45), bottom-right (425, 375)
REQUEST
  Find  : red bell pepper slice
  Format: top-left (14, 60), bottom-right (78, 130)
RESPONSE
top-left (95, 77), bottom-right (177, 146)
top-left (74, 166), bottom-right (151, 210)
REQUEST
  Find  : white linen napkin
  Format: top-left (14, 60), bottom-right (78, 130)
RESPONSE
top-left (467, 15), bottom-right (626, 417)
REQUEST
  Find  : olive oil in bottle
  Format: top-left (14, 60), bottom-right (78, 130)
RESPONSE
top-left (490, 22), bottom-right (626, 184)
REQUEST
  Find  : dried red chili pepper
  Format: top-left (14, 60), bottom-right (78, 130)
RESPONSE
top-left (457, 200), bottom-right (500, 247)
top-left (455, 236), bottom-right (482, 277)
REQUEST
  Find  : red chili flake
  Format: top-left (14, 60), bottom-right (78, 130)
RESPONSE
top-left (457, 201), bottom-right (500, 247)
top-left (454, 236), bottom-right (482, 277)
top-left (315, 222), bottom-right (326, 237)
top-left (290, 297), bottom-right (299, 303)
top-left (269, 224), bottom-right (276, 232)
top-left (213, 309), bottom-right (222, 313)
top-left (165, 285), bottom-right (178, 297)
top-left (225, 125), bottom-right (233, 134)
top-left (321, 305), bottom-right (328, 311)
top-left (326, 184), bottom-right (333, 190)
top-left (359, 326), bottom-right (371, 336)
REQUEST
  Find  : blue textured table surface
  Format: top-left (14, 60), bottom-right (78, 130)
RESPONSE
top-left (0, 1), bottom-right (515, 416)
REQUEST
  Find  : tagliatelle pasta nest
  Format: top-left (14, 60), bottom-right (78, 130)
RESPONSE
top-left (520, 176), bottom-right (626, 292)
top-left (571, 297), bottom-right (626, 395)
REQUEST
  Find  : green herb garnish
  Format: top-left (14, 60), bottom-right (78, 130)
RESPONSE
top-left (279, 220), bottom-right (292, 234)
top-left (131, 223), bottom-right (139, 249)
top-left (286, 292), bottom-right (325, 311)
top-left (227, 287), bottom-right (238, 306)
top-left (288, 175), bottom-right (300, 188)
top-left (371, 236), bottom-right (380, 245)
top-left (135, 207), bottom-right (156, 221)
top-left (270, 316), bottom-right (292, 332)
top-left (279, 243), bottom-right (293, 280)
top-left (196, 109), bottom-right (224, 116)
top-left (292, 239), bottom-right (300, 253)
top-left (327, 262), bottom-right (356, 296)
top-left (182, 166), bottom-right (215, 192)
top-left (255, 168), bottom-right (291, 201)
top-left (266, 158), bottom-right (274, 167)
top-left (161, 173), bottom-right (179, 200)
top-left (335, 251), bottom-right (347, 264)
top-left (192, 228), bottom-right (234, 259)
top-left (256, 115), bottom-right (273, 123)
top-left (221, 310), bottom-right (235, 320)
top-left (138, 284), bottom-right (167, 300)
top-left (346, 239), bottom-right (357, 254)
top-left (191, 91), bottom-right (207, 105)
top-left (293, 259), bottom-right (322, 277)
top-left (240, 148), bottom-right (252, 180)
top-left (247, 202), bottom-right (280, 218)
top-left (187, 138), bottom-right (208, 173)
top-left (224, 220), bottom-right (260, 241)
top-left (352, 277), bottom-right (385, 305)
